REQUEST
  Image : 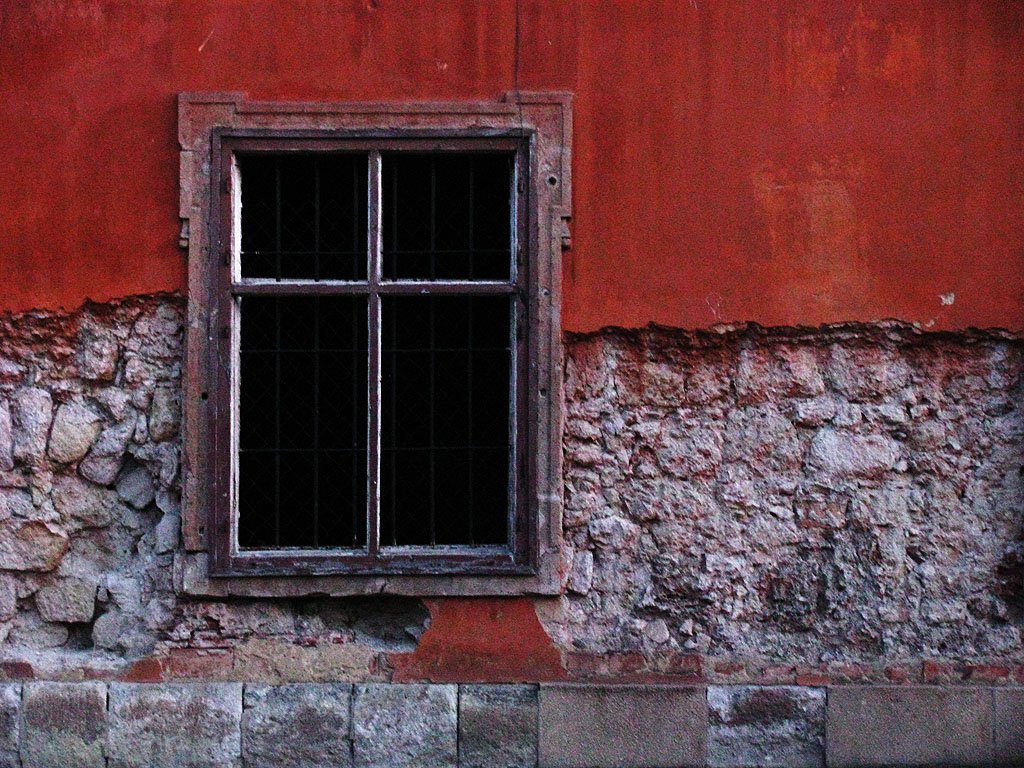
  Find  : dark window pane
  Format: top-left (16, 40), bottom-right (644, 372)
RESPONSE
top-left (237, 296), bottom-right (368, 549)
top-left (380, 296), bottom-right (512, 546)
top-left (382, 153), bottom-right (512, 281)
top-left (239, 154), bottom-right (367, 280)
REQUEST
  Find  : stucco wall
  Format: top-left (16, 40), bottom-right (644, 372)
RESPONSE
top-left (1, 1), bottom-right (1023, 332)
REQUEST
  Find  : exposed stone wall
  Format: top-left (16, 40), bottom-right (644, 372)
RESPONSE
top-left (0, 295), bottom-right (1021, 686)
top-left (0, 295), bottom-right (184, 673)
top-left (0, 681), bottom-right (1021, 767)
top-left (556, 324), bottom-right (1024, 673)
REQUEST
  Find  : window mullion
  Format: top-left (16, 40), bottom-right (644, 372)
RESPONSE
top-left (367, 150), bottom-right (383, 556)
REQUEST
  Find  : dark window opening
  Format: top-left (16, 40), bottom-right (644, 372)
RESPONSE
top-left (239, 153), bottom-right (368, 281)
top-left (381, 295), bottom-right (511, 546)
top-left (234, 148), bottom-right (518, 554)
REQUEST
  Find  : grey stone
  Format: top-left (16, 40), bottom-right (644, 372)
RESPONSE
top-left (708, 686), bottom-right (824, 768)
top-left (0, 684), bottom-right (19, 763)
top-left (0, 520), bottom-right (68, 571)
top-left (51, 474), bottom-right (115, 528)
top-left (8, 610), bottom-right (69, 648)
top-left (115, 465), bottom-right (154, 509)
top-left (0, 575), bottom-right (16, 620)
top-left (0, 488), bottom-right (33, 519)
top-left (79, 419), bottom-right (133, 485)
top-left (47, 402), bottom-right (102, 464)
top-left (352, 684), bottom-right (457, 768)
top-left (35, 577), bottom-right (96, 623)
top-left (91, 610), bottom-right (127, 652)
top-left (826, 686), bottom-right (992, 767)
top-left (459, 685), bottom-right (538, 768)
top-left (11, 388), bottom-right (52, 466)
top-left (807, 430), bottom-right (900, 481)
top-left (242, 684), bottom-right (353, 768)
top-left (77, 322), bottom-right (119, 381)
top-left (21, 681), bottom-right (107, 768)
top-left (0, 400), bottom-right (12, 471)
top-left (994, 688), bottom-right (1024, 766)
top-left (539, 684), bottom-right (707, 768)
top-left (154, 512), bottom-right (180, 554)
top-left (148, 387), bottom-right (180, 442)
top-left (107, 683), bottom-right (243, 768)
top-left (565, 549), bottom-right (593, 595)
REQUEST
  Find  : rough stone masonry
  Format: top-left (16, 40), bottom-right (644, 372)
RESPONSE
top-left (555, 323), bottom-right (1024, 680)
top-left (0, 294), bottom-right (1021, 689)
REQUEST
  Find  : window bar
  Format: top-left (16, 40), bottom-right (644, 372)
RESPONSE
top-left (351, 157), bottom-right (360, 546)
top-left (274, 157), bottom-right (282, 547)
top-left (388, 160), bottom-right (398, 545)
top-left (428, 158), bottom-right (437, 545)
top-left (367, 150), bottom-right (383, 555)
top-left (467, 304), bottom-right (475, 546)
top-left (466, 158), bottom-right (475, 545)
top-left (312, 160), bottom-right (321, 547)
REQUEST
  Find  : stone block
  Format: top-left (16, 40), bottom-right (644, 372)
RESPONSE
top-left (826, 686), bottom-right (992, 767)
top-left (0, 684), bottom-right (20, 766)
top-left (994, 688), bottom-right (1024, 766)
top-left (352, 684), bottom-right (457, 768)
top-left (0, 400), bottom-right (12, 472)
top-left (708, 685), bottom-right (824, 767)
top-left (0, 489), bottom-right (32, 521)
top-left (11, 388), bottom-right (52, 466)
top-left (51, 474), bottom-right (115, 529)
top-left (115, 465), bottom-right (155, 510)
top-left (48, 402), bottom-right (102, 464)
top-left (539, 684), bottom-right (707, 768)
top-left (79, 419), bottom-right (133, 486)
top-left (0, 520), bottom-right (68, 572)
top-left (21, 681), bottom-right (107, 768)
top-left (459, 684), bottom-right (538, 768)
top-left (242, 683), bottom-right (353, 768)
top-left (107, 682), bottom-right (242, 768)
top-left (35, 577), bottom-right (96, 623)
top-left (148, 387), bottom-right (180, 442)
top-left (0, 577), bottom-right (15, 620)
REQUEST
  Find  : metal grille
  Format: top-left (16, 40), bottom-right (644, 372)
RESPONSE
top-left (240, 153), bottom-right (368, 280)
top-left (381, 296), bottom-right (511, 546)
top-left (238, 296), bottom-right (368, 548)
top-left (234, 148), bottom-right (517, 553)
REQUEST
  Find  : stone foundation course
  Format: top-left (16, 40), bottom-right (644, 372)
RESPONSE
top-left (0, 682), bottom-right (1020, 767)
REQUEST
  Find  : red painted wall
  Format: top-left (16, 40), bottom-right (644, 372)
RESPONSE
top-left (1, 1), bottom-right (1021, 332)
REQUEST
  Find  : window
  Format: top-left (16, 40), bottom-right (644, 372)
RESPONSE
top-left (178, 93), bottom-right (570, 595)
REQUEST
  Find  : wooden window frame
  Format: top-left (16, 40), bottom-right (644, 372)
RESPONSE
top-left (176, 92), bottom-right (571, 597)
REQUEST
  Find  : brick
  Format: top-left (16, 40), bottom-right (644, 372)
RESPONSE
top-left (994, 688), bottom-right (1024, 766)
top-left (242, 684), bottom-right (353, 768)
top-left (539, 684), bottom-right (706, 768)
top-left (21, 681), bottom-right (107, 768)
top-left (459, 685), bottom-right (537, 768)
top-left (826, 686), bottom-right (992, 767)
top-left (0, 684), bottom-right (19, 767)
top-left (352, 684), bottom-right (456, 768)
top-left (166, 648), bottom-right (233, 679)
top-left (107, 682), bottom-right (242, 768)
top-left (708, 685), bottom-right (824, 768)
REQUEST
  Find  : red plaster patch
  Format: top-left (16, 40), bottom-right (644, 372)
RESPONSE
top-left (166, 648), bottom-right (234, 680)
top-left (0, 661), bottom-right (33, 680)
top-left (119, 657), bottom-right (165, 683)
top-left (388, 599), bottom-right (565, 683)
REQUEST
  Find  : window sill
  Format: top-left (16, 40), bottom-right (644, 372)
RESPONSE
top-left (173, 551), bottom-right (564, 597)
